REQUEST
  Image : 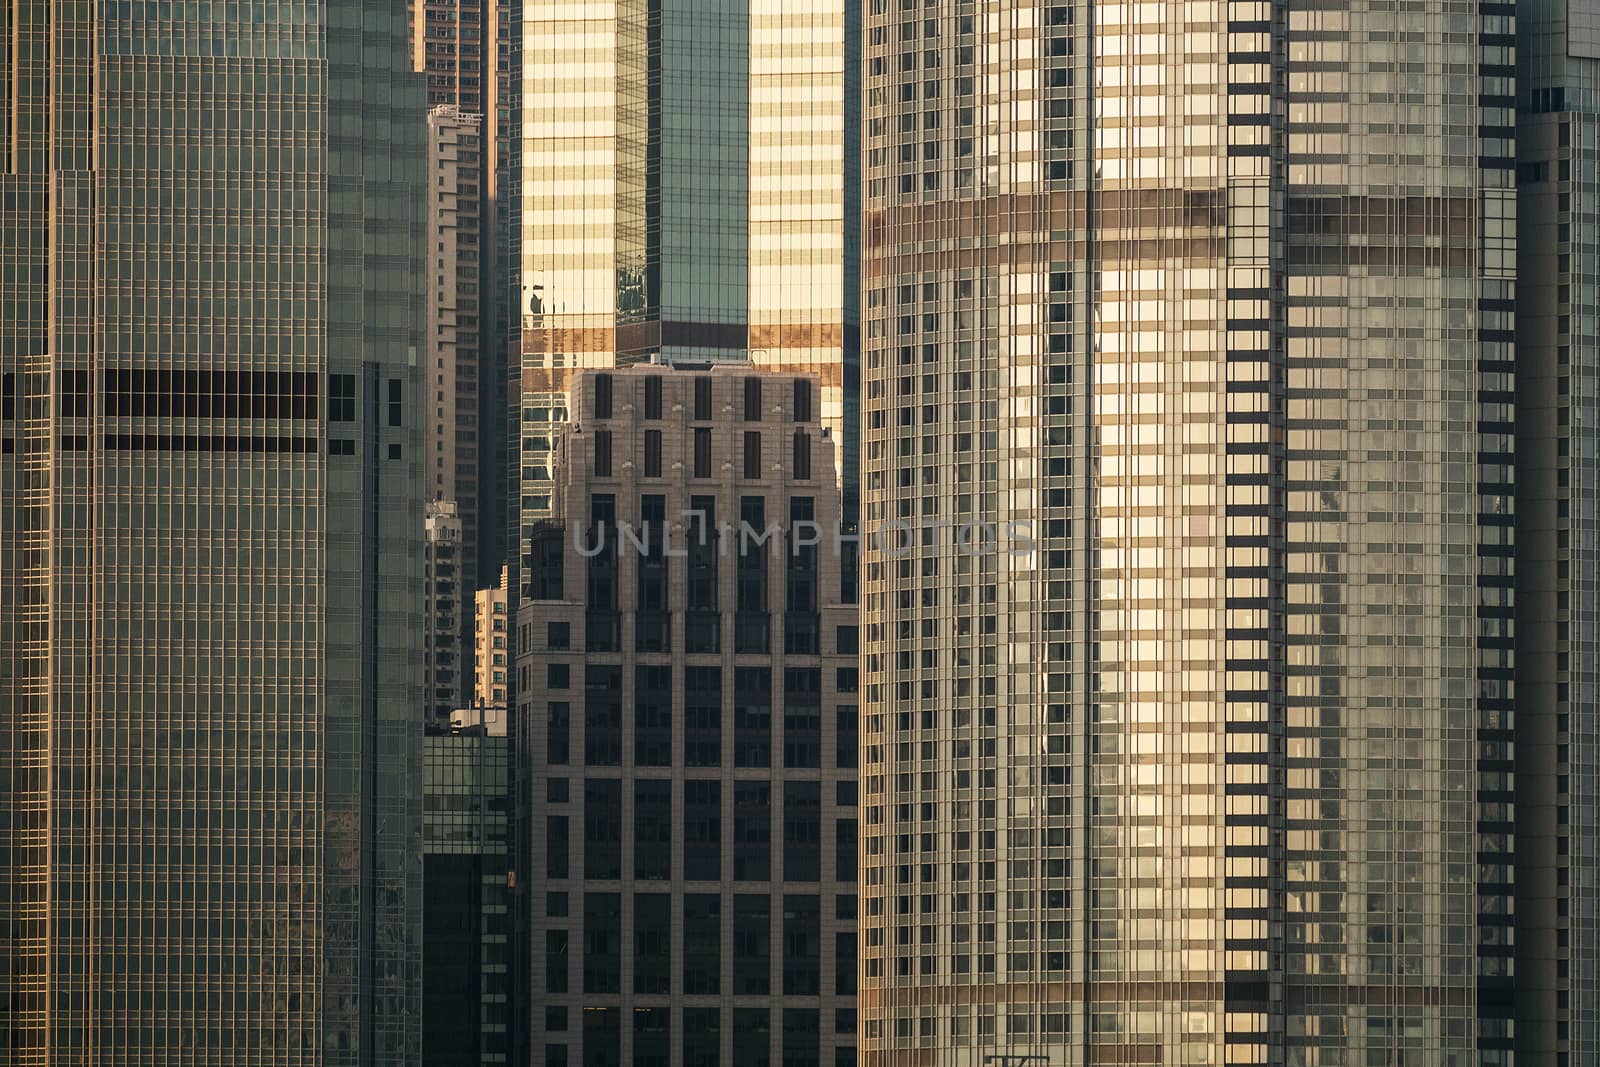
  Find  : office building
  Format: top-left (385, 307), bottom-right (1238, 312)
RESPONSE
top-left (1517, 1), bottom-right (1600, 1062)
top-left (0, 0), bottom-right (426, 1060)
top-left (413, 0), bottom-right (514, 588)
top-left (859, 1), bottom-right (1515, 1063)
top-left (423, 707), bottom-right (513, 1066)
top-left (476, 565), bottom-right (511, 707)
top-left (513, 0), bottom-right (861, 590)
top-left (426, 105), bottom-right (487, 604)
top-left (518, 366), bottom-right (859, 1065)
top-left (428, 500), bottom-right (468, 721)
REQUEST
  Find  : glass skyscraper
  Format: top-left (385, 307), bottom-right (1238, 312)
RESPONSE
top-left (860, 0), bottom-right (1515, 1063)
top-left (1516, 0), bottom-right (1600, 1062)
top-left (513, 0), bottom-right (861, 588)
top-left (0, 0), bottom-right (426, 1061)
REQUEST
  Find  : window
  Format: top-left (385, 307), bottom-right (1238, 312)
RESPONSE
top-left (783, 897), bottom-right (821, 994)
top-left (793, 377), bottom-right (813, 422)
top-left (683, 898), bottom-right (722, 996)
top-left (548, 621), bottom-right (570, 649)
top-left (744, 376), bottom-right (762, 421)
top-left (594, 373), bottom-right (613, 419)
top-left (546, 815), bottom-right (569, 880)
top-left (685, 666), bottom-right (722, 767)
top-left (644, 375), bottom-right (663, 419)
top-left (744, 431), bottom-right (762, 477)
top-left (644, 428), bottom-right (662, 477)
top-left (735, 667), bottom-right (772, 767)
top-left (634, 665), bottom-right (672, 766)
top-left (734, 781), bottom-right (771, 880)
top-left (593, 430), bottom-right (612, 477)
top-left (328, 374), bottom-right (355, 421)
top-left (387, 378), bottom-right (402, 426)
top-left (793, 431), bottom-right (811, 479)
top-left (694, 375), bottom-right (713, 420)
top-left (583, 780), bottom-right (622, 880)
top-left (684, 780), bottom-right (721, 881)
top-left (733, 898), bottom-right (772, 995)
top-left (693, 427), bottom-right (712, 477)
top-left (585, 665), bottom-right (622, 765)
top-left (583, 893), bottom-right (622, 993)
top-left (783, 781), bottom-right (821, 881)
top-left (547, 702), bottom-right (570, 764)
top-left (634, 781), bottom-right (672, 880)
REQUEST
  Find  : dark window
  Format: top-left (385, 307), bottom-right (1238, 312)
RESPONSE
top-left (585, 666), bottom-right (622, 765)
top-left (744, 376), bottom-right (763, 421)
top-left (545, 928), bottom-right (568, 992)
top-left (328, 374), bottom-right (355, 421)
top-left (783, 781), bottom-right (821, 881)
top-left (548, 621), bottom-right (570, 649)
top-left (836, 817), bottom-right (858, 882)
top-left (694, 376), bottom-right (713, 420)
top-left (633, 894), bottom-right (671, 994)
top-left (735, 667), bottom-right (772, 768)
top-left (546, 1005), bottom-right (568, 1031)
top-left (583, 892), bottom-right (622, 994)
top-left (644, 429), bottom-right (662, 477)
top-left (594, 373), bottom-right (613, 419)
top-left (583, 779), bottom-right (622, 879)
top-left (635, 779), bottom-right (673, 880)
top-left (836, 626), bottom-right (858, 654)
top-left (743, 431), bottom-right (762, 477)
top-left (547, 892), bottom-right (568, 918)
top-left (634, 665), bottom-right (672, 766)
top-left (684, 780), bottom-right (722, 881)
top-left (784, 1009), bottom-right (819, 1067)
top-left (547, 701), bottom-right (570, 765)
top-left (693, 427), bottom-right (712, 477)
top-left (593, 430), bottom-right (612, 477)
top-left (733, 898), bottom-right (772, 995)
top-left (835, 929), bottom-right (857, 994)
top-left (546, 1043), bottom-right (567, 1067)
top-left (785, 496), bottom-right (820, 654)
top-left (783, 896), bottom-right (821, 995)
top-left (547, 663), bottom-right (570, 689)
top-left (583, 1007), bottom-right (620, 1067)
top-left (532, 529), bottom-right (565, 600)
top-left (328, 438), bottom-right (355, 456)
top-left (685, 666), bottom-right (723, 767)
top-left (546, 815), bottom-right (569, 879)
top-left (793, 377), bottom-right (813, 422)
top-left (836, 706), bottom-right (858, 770)
top-left (387, 378), bottom-right (402, 426)
top-left (644, 375), bottom-right (663, 419)
top-left (683, 1008), bottom-right (720, 1067)
top-left (733, 1009), bottom-right (771, 1067)
top-left (634, 1006), bottom-right (669, 1067)
top-left (687, 498), bottom-right (720, 652)
top-left (784, 669), bottom-right (822, 769)
top-left (737, 496), bottom-right (770, 653)
top-left (793, 431), bottom-right (811, 479)
top-left (734, 781), bottom-right (771, 880)
top-left (635, 495), bottom-right (669, 652)
top-left (683, 898), bottom-right (722, 996)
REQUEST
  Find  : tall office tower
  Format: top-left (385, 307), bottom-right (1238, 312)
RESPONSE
top-left (513, 0), bottom-right (861, 590)
top-left (426, 105), bottom-right (487, 610)
top-left (1517, 3), bottom-right (1600, 1062)
top-left (0, 0), bottom-right (425, 1060)
top-left (423, 706), bottom-right (513, 1067)
top-left (517, 366), bottom-right (860, 1065)
top-left (860, 1), bottom-right (1516, 1064)
top-left (428, 500), bottom-right (468, 721)
top-left (476, 565), bottom-right (511, 707)
top-left (413, 0), bottom-right (515, 588)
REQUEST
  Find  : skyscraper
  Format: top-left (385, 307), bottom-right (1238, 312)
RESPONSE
top-left (427, 500), bottom-right (467, 721)
top-left (1516, 2), bottom-right (1599, 1061)
top-left (413, 0), bottom-right (517, 589)
top-left (860, 1), bottom-right (1515, 1064)
top-left (0, 0), bottom-right (426, 1060)
top-left (512, 0), bottom-right (861, 589)
top-left (517, 366), bottom-right (859, 1065)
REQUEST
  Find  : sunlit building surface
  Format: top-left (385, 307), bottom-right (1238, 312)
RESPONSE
top-left (0, 0), bottom-right (426, 1061)
top-left (518, 367), bottom-right (859, 1064)
top-left (860, 0), bottom-right (1516, 1063)
top-left (513, 0), bottom-right (860, 592)
top-left (1516, 0), bottom-right (1600, 1062)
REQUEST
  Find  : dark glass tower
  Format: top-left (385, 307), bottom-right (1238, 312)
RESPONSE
top-left (0, 0), bottom-right (426, 1060)
top-left (1516, 0), bottom-right (1600, 1062)
top-left (860, 0), bottom-right (1516, 1062)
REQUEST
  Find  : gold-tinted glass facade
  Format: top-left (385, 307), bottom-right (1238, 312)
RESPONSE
top-left (859, 0), bottom-right (1515, 1062)
top-left (0, 0), bottom-right (426, 1061)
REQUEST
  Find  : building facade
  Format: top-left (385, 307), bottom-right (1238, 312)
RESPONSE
top-left (518, 366), bottom-right (859, 1065)
top-left (512, 0), bottom-right (862, 590)
top-left (476, 565), bottom-right (511, 707)
top-left (860, 1), bottom-right (1515, 1064)
top-left (428, 500), bottom-right (467, 722)
top-left (0, 0), bottom-right (426, 1060)
top-left (1517, 0), bottom-right (1600, 1062)
top-left (426, 105), bottom-right (487, 609)
top-left (412, 0), bottom-right (514, 591)
top-left (423, 709), bottom-right (513, 1067)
